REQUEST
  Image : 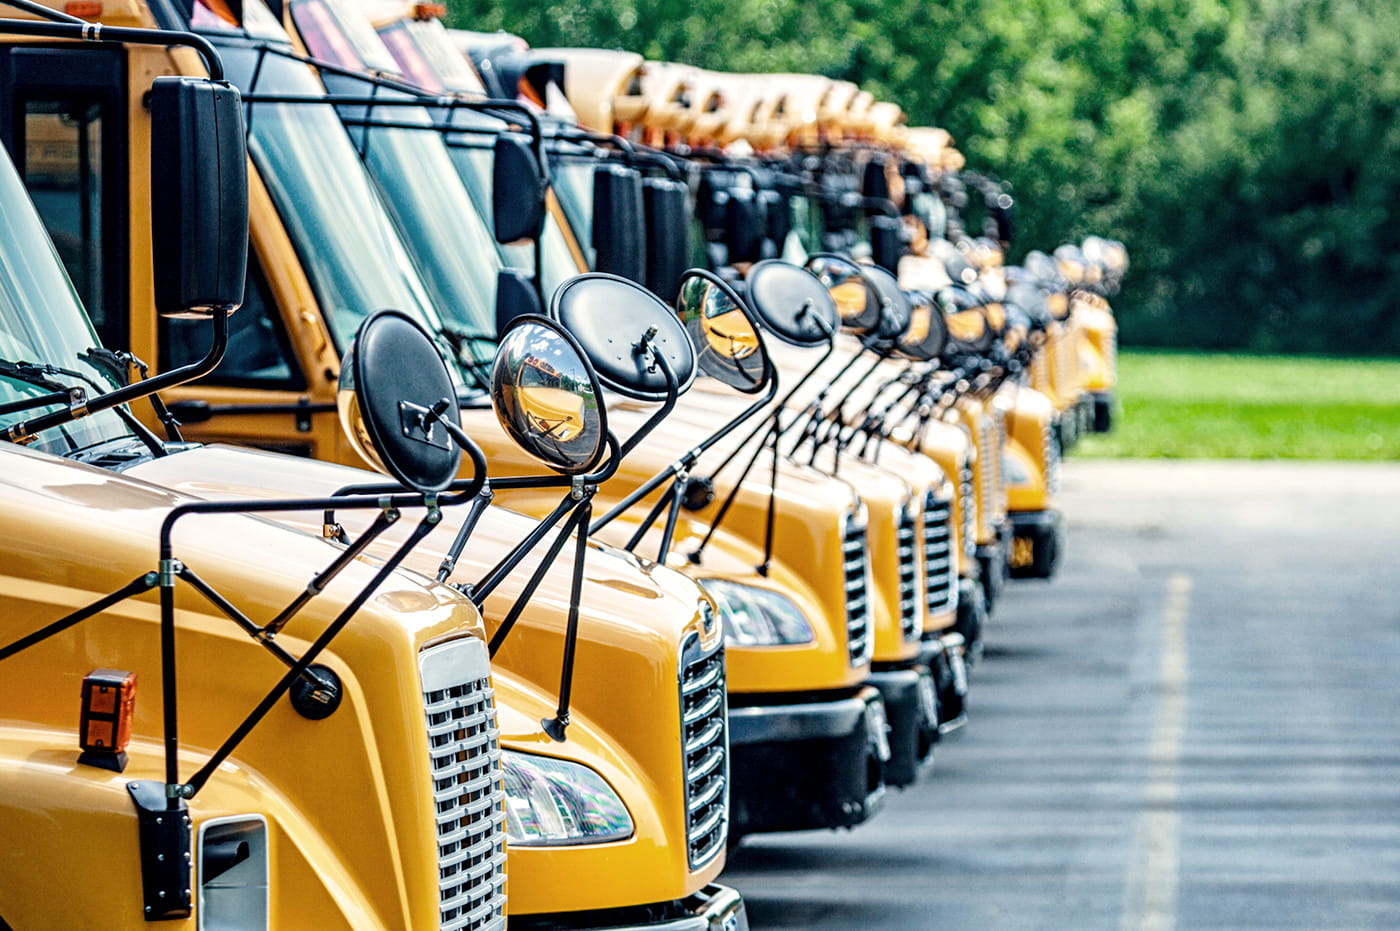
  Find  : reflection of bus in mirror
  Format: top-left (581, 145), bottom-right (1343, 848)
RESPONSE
top-left (703, 307), bottom-right (760, 360)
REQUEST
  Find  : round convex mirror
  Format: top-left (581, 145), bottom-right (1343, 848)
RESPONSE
top-left (492, 315), bottom-right (608, 475)
top-left (806, 253), bottom-right (881, 332)
top-left (551, 273), bottom-right (697, 402)
top-left (939, 285), bottom-right (993, 354)
top-left (859, 265), bottom-right (913, 343)
top-left (338, 309), bottom-right (463, 493)
top-left (745, 260), bottom-right (838, 348)
top-left (894, 290), bottom-right (949, 362)
top-left (676, 269), bottom-right (772, 394)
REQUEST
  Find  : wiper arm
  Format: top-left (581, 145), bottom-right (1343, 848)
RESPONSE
top-left (437, 325), bottom-right (497, 393)
top-left (0, 360), bottom-right (87, 421)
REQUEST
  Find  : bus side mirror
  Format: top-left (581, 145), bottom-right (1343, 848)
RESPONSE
top-left (724, 188), bottom-right (764, 264)
top-left (493, 133), bottom-right (547, 244)
top-left (593, 163), bottom-right (646, 284)
top-left (643, 176), bottom-right (689, 299)
top-left (496, 267), bottom-right (544, 333)
top-left (870, 213), bottom-right (903, 273)
top-left (149, 77), bottom-right (248, 318)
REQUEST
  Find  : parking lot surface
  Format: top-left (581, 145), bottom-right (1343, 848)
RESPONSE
top-left (721, 459), bottom-right (1400, 930)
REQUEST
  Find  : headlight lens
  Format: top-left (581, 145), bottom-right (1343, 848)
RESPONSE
top-left (502, 751), bottom-right (634, 846)
top-left (699, 579), bottom-right (816, 646)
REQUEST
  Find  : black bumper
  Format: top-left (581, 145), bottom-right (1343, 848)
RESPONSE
top-left (954, 577), bottom-right (986, 661)
top-left (728, 687), bottom-right (888, 835)
top-left (1009, 508), bottom-right (1063, 580)
top-left (1091, 390), bottom-right (1114, 433)
top-left (867, 667), bottom-right (939, 787)
top-left (918, 631), bottom-right (969, 735)
top-left (976, 521), bottom-right (1013, 612)
top-left (511, 883), bottom-right (748, 931)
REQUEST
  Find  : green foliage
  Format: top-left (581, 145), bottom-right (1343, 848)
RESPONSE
top-left (447, 0), bottom-right (1400, 354)
top-left (1077, 351), bottom-right (1400, 459)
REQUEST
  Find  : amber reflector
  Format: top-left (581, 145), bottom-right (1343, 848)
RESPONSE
top-left (78, 669), bottom-right (136, 772)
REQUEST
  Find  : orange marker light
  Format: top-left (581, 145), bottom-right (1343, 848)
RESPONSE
top-left (411, 3), bottom-right (445, 20)
top-left (64, 1), bottom-right (103, 15)
top-left (78, 669), bottom-right (137, 772)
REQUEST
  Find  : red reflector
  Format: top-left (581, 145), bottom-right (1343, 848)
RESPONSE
top-left (79, 669), bottom-right (136, 772)
top-left (412, 2), bottom-right (445, 19)
top-left (64, 1), bottom-right (103, 15)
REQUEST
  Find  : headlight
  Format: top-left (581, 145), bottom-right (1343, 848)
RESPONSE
top-left (502, 751), bottom-right (634, 846)
top-left (698, 579), bottom-right (816, 646)
top-left (1003, 449), bottom-right (1032, 487)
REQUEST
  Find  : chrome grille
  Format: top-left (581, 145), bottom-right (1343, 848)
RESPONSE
top-left (419, 639), bottom-right (507, 931)
top-left (921, 490), bottom-right (958, 616)
top-left (1045, 416), bottom-right (1061, 494)
top-left (991, 408), bottom-right (1007, 523)
top-left (976, 416), bottom-right (995, 540)
top-left (959, 455), bottom-right (976, 560)
top-left (842, 514), bottom-right (872, 666)
top-left (679, 623), bottom-right (728, 869)
top-left (895, 503), bottom-right (919, 642)
top-left (1104, 329), bottom-right (1117, 377)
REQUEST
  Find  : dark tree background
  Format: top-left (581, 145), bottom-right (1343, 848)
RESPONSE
top-left (449, 0), bottom-right (1400, 354)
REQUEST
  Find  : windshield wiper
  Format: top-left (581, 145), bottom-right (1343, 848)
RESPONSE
top-left (438, 325), bottom-right (496, 393)
top-left (0, 360), bottom-right (87, 420)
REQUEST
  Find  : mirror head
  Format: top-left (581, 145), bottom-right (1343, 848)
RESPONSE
top-left (806, 253), bottom-right (882, 332)
top-left (858, 265), bottom-right (913, 343)
top-left (676, 269), bottom-right (772, 395)
top-left (550, 273), bottom-right (697, 402)
top-left (492, 315), bottom-right (608, 475)
top-left (338, 310), bottom-right (464, 493)
top-left (745, 260), bottom-right (839, 348)
top-left (939, 286), bottom-right (993, 355)
top-left (894, 290), bottom-right (949, 362)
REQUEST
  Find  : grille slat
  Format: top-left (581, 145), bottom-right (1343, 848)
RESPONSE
top-left (419, 639), bottom-right (507, 931)
top-left (896, 504), bottom-right (919, 642)
top-left (842, 514), bottom-right (873, 666)
top-left (921, 490), bottom-right (959, 616)
top-left (680, 632), bottom-right (728, 868)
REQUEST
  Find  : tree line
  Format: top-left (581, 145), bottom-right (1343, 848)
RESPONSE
top-left (449, 0), bottom-right (1400, 354)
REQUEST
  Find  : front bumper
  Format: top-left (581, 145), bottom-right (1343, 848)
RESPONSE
top-left (918, 632), bottom-right (969, 735)
top-left (976, 521), bottom-right (1013, 612)
top-left (728, 686), bottom-right (888, 835)
top-left (954, 577), bottom-right (986, 661)
top-left (867, 666), bottom-right (939, 787)
top-left (1091, 390), bottom-right (1115, 433)
top-left (512, 884), bottom-right (748, 931)
top-left (1009, 508), bottom-right (1063, 580)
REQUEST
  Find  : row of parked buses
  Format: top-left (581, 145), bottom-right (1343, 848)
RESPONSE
top-left (0, 0), bottom-right (1126, 927)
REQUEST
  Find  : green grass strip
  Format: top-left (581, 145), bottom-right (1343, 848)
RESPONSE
top-left (1075, 350), bottom-right (1400, 460)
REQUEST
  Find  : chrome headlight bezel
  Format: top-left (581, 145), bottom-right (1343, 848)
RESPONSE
top-left (502, 751), bottom-right (634, 847)
top-left (698, 578), bottom-right (817, 647)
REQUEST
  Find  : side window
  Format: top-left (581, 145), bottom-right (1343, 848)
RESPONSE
top-left (1, 47), bottom-right (128, 351)
top-left (161, 254), bottom-right (306, 389)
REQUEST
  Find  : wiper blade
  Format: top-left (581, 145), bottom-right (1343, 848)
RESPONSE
top-left (0, 360), bottom-right (87, 422)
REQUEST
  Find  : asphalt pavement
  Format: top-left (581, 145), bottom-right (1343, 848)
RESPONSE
top-left (720, 459), bottom-right (1400, 930)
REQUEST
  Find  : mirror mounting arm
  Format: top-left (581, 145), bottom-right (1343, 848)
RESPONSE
top-left (616, 344), bottom-right (679, 460)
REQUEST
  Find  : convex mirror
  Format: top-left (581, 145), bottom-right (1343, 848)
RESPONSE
top-left (492, 315), bottom-right (608, 474)
top-left (894, 290), bottom-right (949, 362)
top-left (745, 260), bottom-right (838, 348)
top-left (939, 286), bottom-right (993, 355)
top-left (806, 253), bottom-right (881, 332)
top-left (676, 269), bottom-right (772, 394)
top-left (338, 310), bottom-right (464, 492)
top-left (550, 273), bottom-right (697, 402)
top-left (859, 265), bottom-right (913, 343)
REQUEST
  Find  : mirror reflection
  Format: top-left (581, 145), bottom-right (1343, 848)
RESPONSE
top-left (895, 292), bottom-right (949, 362)
top-left (677, 271), bottom-right (770, 394)
top-left (806, 254), bottom-right (880, 332)
top-left (492, 317), bottom-right (607, 474)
